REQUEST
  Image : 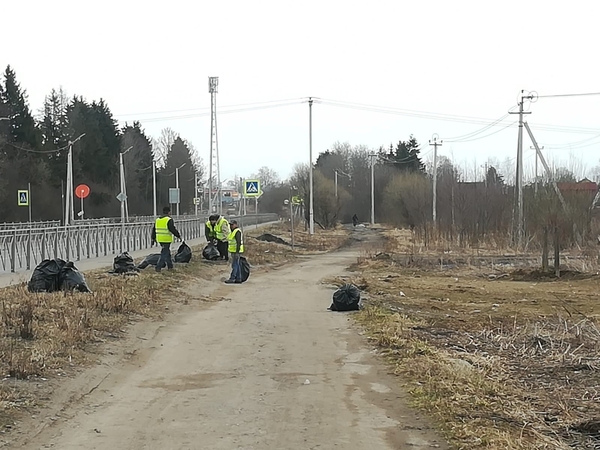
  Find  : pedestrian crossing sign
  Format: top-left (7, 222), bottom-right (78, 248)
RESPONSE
top-left (244, 180), bottom-right (261, 198)
top-left (18, 190), bottom-right (29, 206)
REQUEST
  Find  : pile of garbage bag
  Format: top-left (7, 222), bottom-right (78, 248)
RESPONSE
top-left (240, 256), bottom-right (250, 282)
top-left (202, 243), bottom-right (220, 261)
top-left (329, 284), bottom-right (361, 311)
top-left (137, 242), bottom-right (193, 269)
top-left (28, 259), bottom-right (92, 293)
top-left (174, 242), bottom-right (192, 263)
top-left (111, 252), bottom-right (139, 274)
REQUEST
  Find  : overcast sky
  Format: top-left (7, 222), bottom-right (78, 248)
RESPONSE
top-left (3, 0), bottom-right (600, 183)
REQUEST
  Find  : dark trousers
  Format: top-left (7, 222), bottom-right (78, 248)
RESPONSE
top-left (217, 240), bottom-right (229, 261)
top-left (156, 243), bottom-right (173, 271)
top-left (229, 253), bottom-right (241, 282)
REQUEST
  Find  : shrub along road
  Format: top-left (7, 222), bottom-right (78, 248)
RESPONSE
top-left (8, 228), bottom-right (447, 450)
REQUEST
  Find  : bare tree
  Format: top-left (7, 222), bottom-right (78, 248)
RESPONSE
top-left (251, 166), bottom-right (281, 191)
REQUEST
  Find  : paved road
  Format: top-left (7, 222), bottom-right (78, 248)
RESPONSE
top-left (11, 239), bottom-right (447, 450)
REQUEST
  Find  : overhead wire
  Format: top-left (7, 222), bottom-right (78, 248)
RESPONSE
top-left (116, 97), bottom-right (308, 117)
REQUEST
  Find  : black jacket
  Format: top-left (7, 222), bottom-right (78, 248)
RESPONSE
top-left (151, 215), bottom-right (181, 243)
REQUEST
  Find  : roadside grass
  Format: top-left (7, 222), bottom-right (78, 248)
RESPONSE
top-left (349, 228), bottom-right (600, 449)
top-left (0, 222), bottom-right (350, 428)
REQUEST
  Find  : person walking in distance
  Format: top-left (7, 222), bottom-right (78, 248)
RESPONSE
top-left (205, 214), bottom-right (230, 261)
top-left (225, 220), bottom-right (244, 284)
top-left (151, 206), bottom-right (182, 272)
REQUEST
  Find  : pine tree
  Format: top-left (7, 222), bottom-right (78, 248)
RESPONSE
top-left (161, 137), bottom-right (196, 213)
top-left (388, 135), bottom-right (424, 172)
top-left (122, 122), bottom-right (154, 214)
top-left (1, 66), bottom-right (39, 149)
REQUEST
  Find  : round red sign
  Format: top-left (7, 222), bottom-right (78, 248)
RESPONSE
top-left (75, 184), bottom-right (90, 199)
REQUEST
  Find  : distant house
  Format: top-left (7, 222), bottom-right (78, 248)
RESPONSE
top-left (557, 179), bottom-right (598, 195)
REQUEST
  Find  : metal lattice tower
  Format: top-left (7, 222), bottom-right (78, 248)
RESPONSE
top-left (208, 77), bottom-right (221, 214)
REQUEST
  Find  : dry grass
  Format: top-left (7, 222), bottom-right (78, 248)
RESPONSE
top-left (351, 228), bottom-right (600, 449)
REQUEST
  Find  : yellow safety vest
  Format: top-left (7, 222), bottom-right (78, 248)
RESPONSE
top-left (228, 228), bottom-right (244, 254)
top-left (207, 217), bottom-right (228, 240)
top-left (155, 216), bottom-right (173, 243)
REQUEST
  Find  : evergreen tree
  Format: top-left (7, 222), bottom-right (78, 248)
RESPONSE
top-left (122, 122), bottom-right (154, 214)
top-left (1, 66), bottom-right (39, 149)
top-left (41, 88), bottom-right (70, 184)
top-left (386, 135), bottom-right (424, 172)
top-left (161, 137), bottom-right (196, 213)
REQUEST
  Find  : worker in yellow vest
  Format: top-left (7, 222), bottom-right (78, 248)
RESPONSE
top-left (151, 206), bottom-right (182, 272)
top-left (205, 214), bottom-right (231, 261)
top-left (224, 220), bottom-right (244, 284)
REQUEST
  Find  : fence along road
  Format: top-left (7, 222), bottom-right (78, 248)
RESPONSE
top-left (0, 214), bottom-right (279, 274)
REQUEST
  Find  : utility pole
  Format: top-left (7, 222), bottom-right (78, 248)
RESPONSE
top-left (175, 163), bottom-right (186, 216)
top-left (508, 91), bottom-right (533, 246)
top-left (194, 171), bottom-right (199, 216)
top-left (208, 77), bottom-right (220, 215)
top-left (152, 159), bottom-right (157, 218)
top-left (308, 97), bottom-right (314, 235)
top-left (119, 146), bottom-right (133, 226)
top-left (64, 133), bottom-right (85, 226)
top-left (429, 134), bottom-right (442, 225)
top-left (370, 153), bottom-right (376, 225)
top-left (334, 170), bottom-right (338, 198)
top-left (530, 145), bottom-right (544, 196)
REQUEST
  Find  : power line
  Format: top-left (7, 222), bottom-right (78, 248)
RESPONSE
top-left (538, 92), bottom-right (600, 98)
top-left (116, 97), bottom-right (307, 118)
top-left (122, 100), bottom-right (304, 123)
top-left (318, 98), bottom-right (600, 135)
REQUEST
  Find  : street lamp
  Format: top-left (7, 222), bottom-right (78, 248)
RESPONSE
top-left (119, 146), bottom-right (133, 225)
top-left (175, 163), bottom-right (186, 216)
top-left (0, 117), bottom-right (9, 121)
top-left (64, 133), bottom-right (86, 226)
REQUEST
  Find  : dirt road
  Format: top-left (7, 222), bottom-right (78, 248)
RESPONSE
top-left (12, 241), bottom-right (447, 450)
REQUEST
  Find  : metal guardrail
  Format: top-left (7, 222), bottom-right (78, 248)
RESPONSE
top-left (0, 214), bottom-right (279, 273)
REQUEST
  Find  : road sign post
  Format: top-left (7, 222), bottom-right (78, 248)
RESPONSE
top-left (75, 184), bottom-right (90, 220)
top-left (18, 187), bottom-right (32, 222)
top-left (243, 180), bottom-right (261, 198)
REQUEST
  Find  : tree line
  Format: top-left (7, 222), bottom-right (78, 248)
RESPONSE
top-left (0, 66), bottom-right (203, 223)
top-left (256, 138), bottom-right (599, 254)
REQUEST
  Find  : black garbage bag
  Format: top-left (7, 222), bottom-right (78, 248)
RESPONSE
top-left (59, 261), bottom-right (92, 293)
top-left (256, 233), bottom-right (290, 246)
top-left (202, 244), bottom-right (220, 261)
top-left (174, 242), bottom-right (192, 263)
top-left (240, 256), bottom-right (250, 282)
top-left (28, 258), bottom-right (67, 293)
top-left (137, 253), bottom-right (161, 270)
top-left (330, 284), bottom-right (361, 311)
top-left (112, 252), bottom-right (139, 274)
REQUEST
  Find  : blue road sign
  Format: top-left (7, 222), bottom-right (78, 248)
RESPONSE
top-left (18, 190), bottom-right (29, 206)
top-left (244, 180), bottom-right (260, 197)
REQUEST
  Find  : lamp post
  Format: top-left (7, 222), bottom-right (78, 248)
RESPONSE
top-left (64, 133), bottom-right (86, 226)
top-left (119, 146), bottom-right (133, 226)
top-left (175, 163), bottom-right (186, 216)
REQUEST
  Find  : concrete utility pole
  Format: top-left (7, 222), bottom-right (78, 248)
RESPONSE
top-left (369, 153), bottom-right (376, 225)
top-left (119, 146), bottom-right (133, 226)
top-left (64, 133), bottom-right (85, 226)
top-left (530, 145), bottom-right (544, 196)
top-left (334, 169), bottom-right (350, 199)
top-left (308, 97), bottom-right (314, 235)
top-left (429, 134), bottom-right (442, 225)
top-left (194, 172), bottom-right (199, 216)
top-left (152, 159), bottom-right (157, 218)
top-left (175, 163), bottom-right (186, 216)
top-left (509, 91), bottom-right (533, 246)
